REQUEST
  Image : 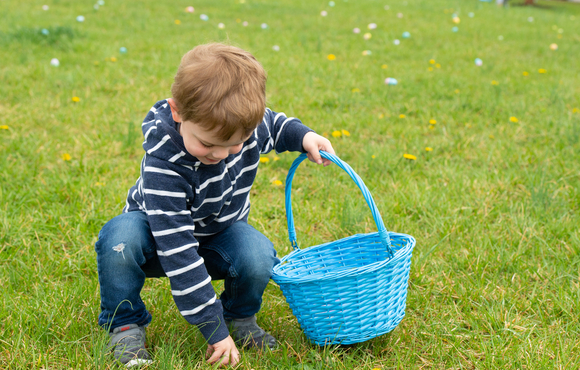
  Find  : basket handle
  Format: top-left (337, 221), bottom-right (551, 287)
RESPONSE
top-left (285, 150), bottom-right (393, 255)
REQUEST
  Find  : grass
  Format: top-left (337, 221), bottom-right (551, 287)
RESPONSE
top-left (1, 0), bottom-right (579, 368)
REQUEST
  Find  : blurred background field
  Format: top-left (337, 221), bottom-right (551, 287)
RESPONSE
top-left (1, 0), bottom-right (579, 368)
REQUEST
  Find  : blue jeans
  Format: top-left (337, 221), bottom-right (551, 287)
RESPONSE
top-left (95, 211), bottom-right (279, 331)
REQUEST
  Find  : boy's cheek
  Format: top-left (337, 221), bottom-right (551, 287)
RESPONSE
top-left (230, 145), bottom-right (243, 155)
top-left (182, 139), bottom-right (203, 156)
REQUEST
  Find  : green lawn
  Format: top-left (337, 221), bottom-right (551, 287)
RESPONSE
top-left (1, 0), bottom-right (579, 368)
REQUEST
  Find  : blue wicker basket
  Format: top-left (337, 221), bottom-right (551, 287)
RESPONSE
top-left (272, 151), bottom-right (415, 346)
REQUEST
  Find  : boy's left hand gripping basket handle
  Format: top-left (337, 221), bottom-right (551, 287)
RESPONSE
top-left (285, 150), bottom-right (393, 256)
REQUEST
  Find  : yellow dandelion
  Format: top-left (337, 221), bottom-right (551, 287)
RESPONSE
top-left (491, 80), bottom-right (499, 85)
top-left (399, 114), bottom-right (406, 118)
top-left (62, 153), bottom-right (72, 161)
top-left (110, 57), bottom-right (117, 62)
top-left (273, 156), bottom-right (280, 161)
top-left (538, 68), bottom-right (547, 74)
top-left (0, 125), bottom-right (9, 130)
top-left (341, 129), bottom-right (351, 137)
top-left (429, 59), bottom-right (436, 64)
top-left (175, 19), bottom-right (181, 25)
top-left (331, 130), bottom-right (342, 138)
top-left (435, 63), bottom-right (441, 68)
top-left (428, 67), bottom-right (434, 72)
top-left (95, 182), bottom-right (104, 187)
top-left (236, 18), bottom-right (241, 23)
top-left (381, 64), bottom-right (388, 69)
top-left (327, 54), bottom-right (336, 61)
top-left (403, 153), bottom-right (416, 160)
top-left (509, 116), bottom-right (518, 123)
top-left (454, 89), bottom-right (460, 94)
top-left (425, 147), bottom-right (433, 151)
top-left (489, 134), bottom-right (495, 139)
top-left (523, 71), bottom-right (529, 76)
top-left (351, 88), bottom-right (360, 93)
top-left (259, 157), bottom-right (270, 163)
top-left (378, 113), bottom-right (384, 119)
top-left (371, 155), bottom-right (376, 159)
top-left (428, 125), bottom-right (435, 130)
top-left (429, 119), bottom-right (437, 125)
top-left (272, 180), bottom-right (283, 187)
top-left (72, 96), bottom-right (80, 102)
top-left (94, 61), bottom-right (99, 65)
top-left (572, 108), bottom-right (579, 113)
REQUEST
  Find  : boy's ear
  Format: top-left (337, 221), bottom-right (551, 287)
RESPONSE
top-left (167, 98), bottom-right (182, 123)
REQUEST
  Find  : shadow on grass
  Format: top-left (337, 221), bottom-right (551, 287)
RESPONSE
top-left (510, 0), bottom-right (580, 9)
top-left (510, 2), bottom-right (556, 9)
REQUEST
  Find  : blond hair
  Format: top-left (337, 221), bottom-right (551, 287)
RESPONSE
top-left (171, 43), bottom-right (267, 140)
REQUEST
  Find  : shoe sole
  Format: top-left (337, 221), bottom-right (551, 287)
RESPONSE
top-left (125, 359), bottom-right (153, 368)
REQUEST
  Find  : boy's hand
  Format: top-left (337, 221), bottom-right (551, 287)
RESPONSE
top-left (206, 335), bottom-right (240, 367)
top-left (302, 132), bottom-right (335, 167)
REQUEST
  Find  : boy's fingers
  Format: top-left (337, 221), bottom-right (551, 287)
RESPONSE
top-left (220, 351), bottom-right (239, 367)
top-left (320, 141), bottom-right (335, 154)
top-left (207, 348), bottom-right (225, 364)
top-left (310, 152), bottom-right (323, 164)
top-left (232, 351), bottom-right (240, 366)
top-left (319, 144), bottom-right (334, 166)
top-left (207, 349), bottom-right (240, 367)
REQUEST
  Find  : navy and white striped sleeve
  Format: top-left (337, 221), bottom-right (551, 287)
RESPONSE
top-left (141, 156), bottom-right (229, 344)
top-left (258, 108), bottom-right (314, 154)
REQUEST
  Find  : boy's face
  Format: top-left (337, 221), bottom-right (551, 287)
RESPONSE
top-left (179, 120), bottom-right (250, 165)
top-left (168, 98), bottom-right (251, 165)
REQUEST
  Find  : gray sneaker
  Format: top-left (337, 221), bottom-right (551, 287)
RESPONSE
top-left (226, 315), bottom-right (277, 350)
top-left (108, 324), bottom-right (152, 367)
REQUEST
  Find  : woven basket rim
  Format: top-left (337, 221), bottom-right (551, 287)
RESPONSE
top-left (272, 231), bottom-right (415, 284)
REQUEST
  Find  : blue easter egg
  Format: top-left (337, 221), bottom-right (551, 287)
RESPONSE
top-left (452, 26), bottom-right (458, 32)
top-left (41, 28), bottom-right (49, 35)
top-left (119, 47), bottom-right (127, 54)
top-left (402, 31), bottom-right (411, 38)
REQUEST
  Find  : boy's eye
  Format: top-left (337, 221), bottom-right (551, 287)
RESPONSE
top-left (200, 142), bottom-right (213, 148)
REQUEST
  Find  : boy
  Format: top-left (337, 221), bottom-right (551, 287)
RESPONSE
top-left (95, 43), bottom-right (334, 367)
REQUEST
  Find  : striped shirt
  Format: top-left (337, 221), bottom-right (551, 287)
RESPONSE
top-left (123, 99), bottom-right (313, 344)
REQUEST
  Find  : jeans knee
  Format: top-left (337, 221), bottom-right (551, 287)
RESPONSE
top-left (204, 221), bottom-right (279, 282)
top-left (236, 249), bottom-right (278, 282)
top-left (95, 212), bottom-right (154, 263)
